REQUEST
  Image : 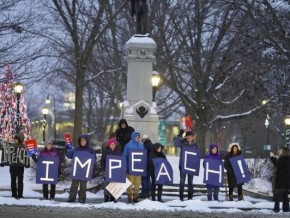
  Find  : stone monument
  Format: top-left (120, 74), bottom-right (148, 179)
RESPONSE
top-left (120, 1), bottom-right (159, 142)
top-left (121, 34), bottom-right (159, 142)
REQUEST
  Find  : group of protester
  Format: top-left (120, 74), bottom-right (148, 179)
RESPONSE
top-left (1, 118), bottom-right (290, 213)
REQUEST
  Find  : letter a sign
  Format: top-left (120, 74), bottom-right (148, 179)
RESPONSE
top-left (153, 158), bottom-right (173, 185)
top-left (70, 151), bottom-right (95, 181)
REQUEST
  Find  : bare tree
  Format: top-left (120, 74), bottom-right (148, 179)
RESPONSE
top-left (40, 0), bottom-right (126, 143)
top-left (149, 0), bottom-right (273, 150)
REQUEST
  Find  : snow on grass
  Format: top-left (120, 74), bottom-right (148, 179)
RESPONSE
top-left (244, 178), bottom-right (272, 195)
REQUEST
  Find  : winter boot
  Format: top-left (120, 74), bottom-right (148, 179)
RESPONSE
top-left (157, 189), bottom-right (163, 202)
top-left (104, 195), bottom-right (109, 202)
top-left (238, 195), bottom-right (243, 201)
top-left (229, 195), bottom-right (233, 201)
top-left (133, 194), bottom-right (139, 203)
top-left (127, 195), bottom-right (133, 203)
top-left (188, 192), bottom-right (193, 200)
top-left (274, 201), bottom-right (280, 213)
top-left (179, 193), bottom-right (184, 201)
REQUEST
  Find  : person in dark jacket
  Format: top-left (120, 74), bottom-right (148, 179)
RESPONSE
top-left (66, 134), bottom-right (95, 204)
top-left (224, 143), bottom-right (243, 201)
top-left (32, 140), bottom-right (60, 200)
top-left (140, 134), bottom-right (152, 198)
top-left (115, 119), bottom-right (135, 152)
top-left (149, 143), bottom-right (166, 202)
top-left (9, 133), bottom-right (29, 199)
top-left (100, 138), bottom-right (122, 202)
top-left (174, 130), bottom-right (198, 201)
top-left (204, 144), bottom-right (222, 201)
top-left (270, 147), bottom-right (290, 213)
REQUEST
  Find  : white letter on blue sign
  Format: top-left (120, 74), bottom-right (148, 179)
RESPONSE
top-left (131, 152), bottom-right (143, 173)
top-left (73, 157), bottom-right (92, 178)
top-left (109, 159), bottom-right (121, 179)
top-left (237, 160), bottom-right (245, 178)
top-left (156, 163), bottom-right (172, 181)
top-left (40, 161), bottom-right (54, 182)
top-left (205, 162), bottom-right (223, 183)
top-left (184, 151), bottom-right (197, 172)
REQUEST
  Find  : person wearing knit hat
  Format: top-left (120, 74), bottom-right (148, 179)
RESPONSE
top-left (101, 133), bottom-right (121, 163)
top-left (9, 133), bottom-right (29, 199)
top-left (174, 129), bottom-right (197, 201)
top-left (106, 138), bottom-right (118, 147)
top-left (122, 131), bottom-right (145, 203)
top-left (32, 140), bottom-right (59, 200)
top-left (100, 136), bottom-right (121, 202)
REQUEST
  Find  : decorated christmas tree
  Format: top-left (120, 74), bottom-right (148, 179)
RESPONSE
top-left (0, 64), bottom-right (31, 142)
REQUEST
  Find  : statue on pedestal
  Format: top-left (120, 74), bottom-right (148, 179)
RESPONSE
top-left (131, 0), bottom-right (148, 34)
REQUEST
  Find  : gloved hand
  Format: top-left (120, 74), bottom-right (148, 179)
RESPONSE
top-left (178, 129), bottom-right (184, 137)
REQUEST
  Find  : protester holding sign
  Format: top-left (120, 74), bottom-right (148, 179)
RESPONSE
top-left (32, 140), bottom-right (60, 200)
top-left (101, 138), bottom-right (122, 202)
top-left (149, 143), bottom-right (166, 202)
top-left (66, 134), bottom-right (95, 204)
top-left (270, 147), bottom-right (290, 213)
top-left (204, 144), bottom-right (222, 201)
top-left (122, 131), bottom-right (145, 203)
top-left (174, 130), bottom-right (198, 201)
top-left (9, 133), bottom-right (29, 199)
top-left (115, 119), bottom-right (135, 152)
top-left (140, 134), bottom-right (152, 198)
top-left (224, 143), bottom-right (243, 201)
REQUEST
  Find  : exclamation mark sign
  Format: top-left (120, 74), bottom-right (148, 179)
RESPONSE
top-left (237, 160), bottom-right (245, 178)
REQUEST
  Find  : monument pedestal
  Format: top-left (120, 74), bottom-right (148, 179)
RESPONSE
top-left (122, 34), bottom-right (159, 142)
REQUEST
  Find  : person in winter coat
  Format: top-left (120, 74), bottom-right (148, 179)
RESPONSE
top-left (9, 133), bottom-right (29, 199)
top-left (140, 134), bottom-right (152, 198)
top-left (66, 134), bottom-right (95, 204)
top-left (204, 144), bottom-right (222, 201)
top-left (174, 130), bottom-right (198, 201)
top-left (123, 131), bottom-right (145, 203)
top-left (224, 143), bottom-right (243, 201)
top-left (149, 143), bottom-right (166, 202)
top-left (100, 138), bottom-right (122, 202)
top-left (115, 119), bottom-right (135, 152)
top-left (270, 147), bottom-right (290, 212)
top-left (101, 132), bottom-right (121, 163)
top-left (32, 140), bottom-right (60, 200)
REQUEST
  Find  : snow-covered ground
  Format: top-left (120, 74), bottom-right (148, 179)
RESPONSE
top-left (0, 157), bottom-right (278, 215)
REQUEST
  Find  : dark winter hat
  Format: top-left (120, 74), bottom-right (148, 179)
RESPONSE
top-left (135, 132), bottom-right (140, 138)
top-left (185, 131), bottom-right (194, 137)
top-left (14, 133), bottom-right (24, 144)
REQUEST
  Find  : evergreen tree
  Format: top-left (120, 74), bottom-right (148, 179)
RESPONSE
top-left (0, 64), bottom-right (31, 142)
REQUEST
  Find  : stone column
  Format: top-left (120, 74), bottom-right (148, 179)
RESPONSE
top-left (122, 34), bottom-right (159, 142)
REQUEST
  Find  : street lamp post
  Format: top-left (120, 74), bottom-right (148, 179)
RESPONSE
top-left (284, 116), bottom-right (290, 148)
top-left (42, 106), bottom-right (49, 144)
top-left (151, 71), bottom-right (160, 102)
top-left (264, 114), bottom-right (270, 161)
top-left (14, 82), bottom-right (23, 133)
top-left (45, 95), bottom-right (57, 140)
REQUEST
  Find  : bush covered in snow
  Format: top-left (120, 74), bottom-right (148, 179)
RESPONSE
top-left (246, 158), bottom-right (274, 181)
